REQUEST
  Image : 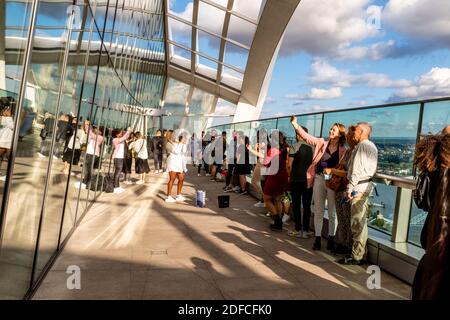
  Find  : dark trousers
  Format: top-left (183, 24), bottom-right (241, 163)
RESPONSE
top-left (82, 154), bottom-right (98, 186)
top-left (226, 164), bottom-right (235, 186)
top-left (153, 152), bottom-right (163, 171)
top-left (291, 181), bottom-right (313, 232)
top-left (198, 160), bottom-right (209, 174)
top-left (113, 158), bottom-right (124, 188)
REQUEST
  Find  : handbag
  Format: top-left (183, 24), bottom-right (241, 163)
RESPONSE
top-left (326, 163), bottom-right (348, 192)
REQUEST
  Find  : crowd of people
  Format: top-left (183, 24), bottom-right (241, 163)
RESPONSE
top-left (158, 118), bottom-right (379, 266)
top-left (2, 93), bottom-right (449, 299)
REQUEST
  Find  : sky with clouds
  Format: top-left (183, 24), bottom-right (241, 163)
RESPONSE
top-left (261, 0), bottom-right (450, 118)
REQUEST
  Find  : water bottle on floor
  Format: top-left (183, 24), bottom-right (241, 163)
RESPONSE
top-left (197, 190), bottom-right (206, 208)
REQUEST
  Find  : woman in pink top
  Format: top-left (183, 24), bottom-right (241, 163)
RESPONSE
top-left (111, 127), bottom-right (132, 193)
top-left (290, 116), bottom-right (347, 252)
top-left (79, 122), bottom-right (105, 189)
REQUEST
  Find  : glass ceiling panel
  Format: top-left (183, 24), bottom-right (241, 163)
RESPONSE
top-left (232, 0), bottom-right (264, 21)
top-left (168, 0), bottom-right (193, 20)
top-left (198, 30), bottom-right (221, 60)
top-left (228, 15), bottom-right (257, 48)
top-left (197, 56), bottom-right (218, 80)
top-left (206, 0), bottom-right (228, 7)
top-left (166, 0), bottom-right (269, 95)
top-left (170, 44), bottom-right (191, 63)
top-left (222, 66), bottom-right (243, 90)
top-left (224, 41), bottom-right (249, 71)
top-left (168, 17), bottom-right (192, 48)
top-left (198, 1), bottom-right (225, 35)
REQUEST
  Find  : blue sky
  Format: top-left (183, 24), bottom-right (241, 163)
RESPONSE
top-left (259, 0), bottom-right (450, 118)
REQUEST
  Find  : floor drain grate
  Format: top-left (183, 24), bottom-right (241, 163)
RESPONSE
top-left (149, 250), bottom-right (168, 255)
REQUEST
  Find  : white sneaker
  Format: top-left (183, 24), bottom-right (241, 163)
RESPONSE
top-left (197, 173), bottom-right (201, 177)
top-left (135, 180), bottom-right (144, 185)
top-left (266, 212), bottom-right (271, 217)
top-left (232, 186), bottom-right (240, 192)
top-left (124, 180), bottom-right (133, 185)
top-left (302, 231), bottom-right (314, 239)
top-left (0, 176), bottom-right (6, 181)
top-left (165, 196), bottom-right (176, 203)
top-left (114, 187), bottom-right (125, 194)
top-left (74, 181), bottom-right (86, 189)
top-left (37, 152), bottom-right (45, 158)
top-left (282, 215), bottom-right (291, 223)
top-left (53, 155), bottom-right (59, 160)
top-left (254, 201), bottom-right (265, 208)
top-left (205, 173), bottom-right (211, 177)
top-left (176, 195), bottom-right (186, 202)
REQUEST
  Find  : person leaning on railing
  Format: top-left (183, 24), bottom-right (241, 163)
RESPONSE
top-left (337, 122), bottom-right (378, 265)
top-left (412, 128), bottom-right (450, 300)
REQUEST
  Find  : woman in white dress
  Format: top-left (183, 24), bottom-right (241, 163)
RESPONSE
top-left (165, 132), bottom-right (188, 202)
top-left (0, 106), bottom-right (15, 181)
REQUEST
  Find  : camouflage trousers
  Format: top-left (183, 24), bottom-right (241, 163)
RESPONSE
top-left (350, 192), bottom-right (370, 261)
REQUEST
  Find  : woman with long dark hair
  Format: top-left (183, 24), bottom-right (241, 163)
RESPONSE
top-left (325, 125), bottom-right (357, 254)
top-left (248, 131), bottom-right (289, 231)
top-left (412, 131), bottom-right (450, 299)
top-left (291, 116), bottom-right (347, 251)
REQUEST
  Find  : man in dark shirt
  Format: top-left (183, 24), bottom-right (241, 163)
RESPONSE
top-left (151, 129), bottom-right (164, 173)
top-left (287, 127), bottom-right (314, 238)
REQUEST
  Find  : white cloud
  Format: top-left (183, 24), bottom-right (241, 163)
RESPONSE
top-left (264, 96), bottom-right (277, 104)
top-left (287, 87), bottom-right (343, 101)
top-left (383, 0), bottom-right (450, 47)
top-left (281, 0), bottom-right (384, 59)
top-left (308, 60), bottom-right (412, 89)
top-left (390, 67), bottom-right (450, 100)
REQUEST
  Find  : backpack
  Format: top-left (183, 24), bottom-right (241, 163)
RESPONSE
top-left (414, 172), bottom-right (432, 212)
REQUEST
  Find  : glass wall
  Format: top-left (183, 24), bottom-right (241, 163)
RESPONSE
top-left (0, 0), bottom-right (166, 299)
top-left (209, 98), bottom-right (450, 246)
top-left (408, 100), bottom-right (450, 245)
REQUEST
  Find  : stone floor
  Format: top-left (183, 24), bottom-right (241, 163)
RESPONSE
top-left (34, 166), bottom-right (411, 300)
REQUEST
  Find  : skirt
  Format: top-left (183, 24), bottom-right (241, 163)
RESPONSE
top-left (234, 164), bottom-right (252, 175)
top-left (122, 157), bottom-right (132, 174)
top-left (62, 148), bottom-right (81, 165)
top-left (135, 158), bottom-right (150, 174)
top-left (263, 171), bottom-right (288, 197)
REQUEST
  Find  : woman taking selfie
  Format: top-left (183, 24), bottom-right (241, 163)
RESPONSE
top-left (291, 116), bottom-right (346, 251)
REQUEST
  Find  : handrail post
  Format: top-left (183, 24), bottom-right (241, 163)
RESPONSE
top-left (391, 187), bottom-right (413, 243)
